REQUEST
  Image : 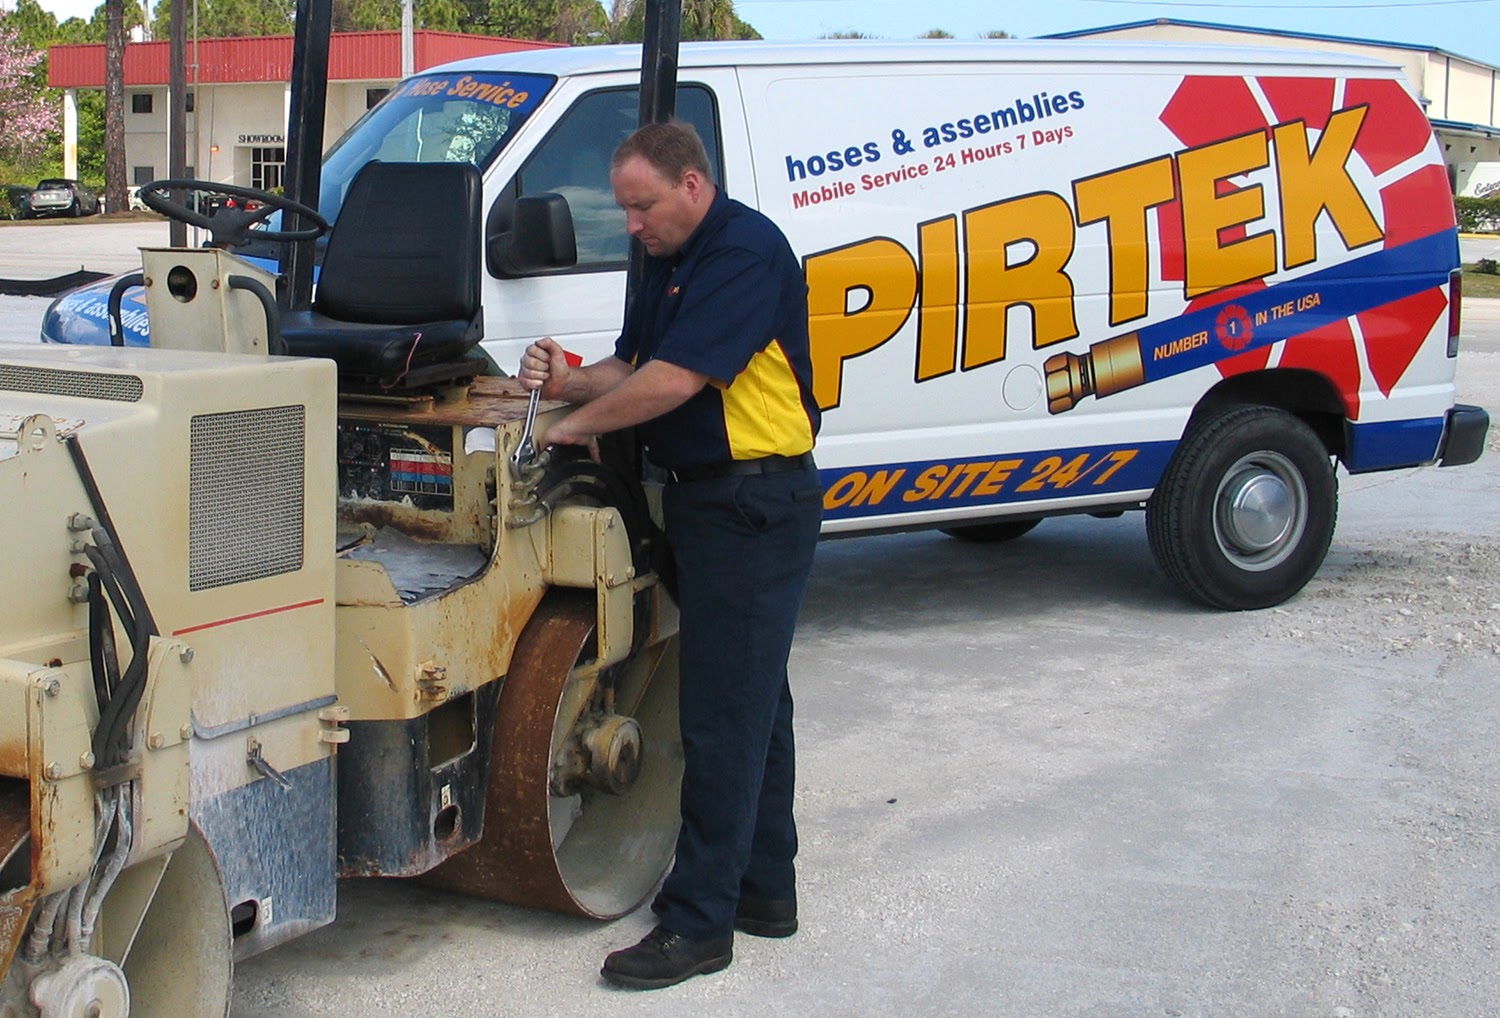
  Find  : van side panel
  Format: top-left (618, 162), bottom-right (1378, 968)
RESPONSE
top-left (477, 70), bottom-right (756, 371)
top-left (734, 61), bottom-right (1458, 532)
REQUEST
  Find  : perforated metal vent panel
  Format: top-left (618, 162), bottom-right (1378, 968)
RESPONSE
top-left (0, 364), bottom-right (144, 402)
top-left (190, 406), bottom-right (305, 591)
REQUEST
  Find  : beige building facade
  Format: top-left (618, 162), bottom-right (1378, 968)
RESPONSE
top-left (48, 32), bottom-right (558, 192)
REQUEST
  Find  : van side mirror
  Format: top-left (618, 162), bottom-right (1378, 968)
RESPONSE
top-left (488, 193), bottom-right (578, 277)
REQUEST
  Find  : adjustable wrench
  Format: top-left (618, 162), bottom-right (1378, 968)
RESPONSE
top-left (510, 385), bottom-right (541, 478)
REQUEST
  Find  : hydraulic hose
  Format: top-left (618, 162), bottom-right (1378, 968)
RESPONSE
top-left (65, 438), bottom-right (157, 636)
top-left (22, 891), bottom-right (66, 963)
top-left (66, 436), bottom-right (160, 772)
top-left (85, 545), bottom-right (136, 638)
top-left (80, 791), bottom-right (132, 944)
top-left (87, 572), bottom-right (120, 705)
top-left (64, 791), bottom-right (117, 956)
top-left (105, 273), bottom-right (145, 348)
top-left (83, 541), bottom-right (152, 769)
top-left (228, 273), bottom-right (285, 355)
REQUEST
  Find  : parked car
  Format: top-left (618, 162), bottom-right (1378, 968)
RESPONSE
top-left (1, 184), bottom-right (31, 219)
top-left (27, 178), bottom-right (99, 218)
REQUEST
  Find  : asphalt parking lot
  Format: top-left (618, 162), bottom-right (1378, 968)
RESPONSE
top-left (2, 222), bottom-right (1498, 1017)
top-left (234, 331), bottom-right (1500, 1018)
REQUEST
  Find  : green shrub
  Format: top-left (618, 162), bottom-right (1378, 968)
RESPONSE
top-left (1476, 258), bottom-right (1499, 275)
top-left (1455, 196), bottom-right (1500, 232)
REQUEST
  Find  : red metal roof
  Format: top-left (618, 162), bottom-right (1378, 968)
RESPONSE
top-left (48, 31), bottom-right (564, 89)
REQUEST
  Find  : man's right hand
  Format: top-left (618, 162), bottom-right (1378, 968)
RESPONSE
top-left (518, 337), bottom-right (571, 400)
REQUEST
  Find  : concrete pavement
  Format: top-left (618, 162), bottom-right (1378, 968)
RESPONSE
top-left (2, 218), bottom-right (1498, 1018)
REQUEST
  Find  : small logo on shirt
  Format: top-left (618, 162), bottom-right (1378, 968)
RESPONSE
top-left (669, 285), bottom-right (682, 297)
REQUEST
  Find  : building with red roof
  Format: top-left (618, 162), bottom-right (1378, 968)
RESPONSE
top-left (48, 31), bottom-right (561, 189)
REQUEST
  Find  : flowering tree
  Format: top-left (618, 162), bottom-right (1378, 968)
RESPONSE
top-left (0, 24), bottom-right (57, 163)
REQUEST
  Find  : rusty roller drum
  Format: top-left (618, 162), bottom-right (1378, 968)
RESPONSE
top-left (425, 593), bottom-right (682, 918)
top-left (1, 782), bottom-right (31, 981)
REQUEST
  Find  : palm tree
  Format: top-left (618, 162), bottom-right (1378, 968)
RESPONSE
top-left (104, 0), bottom-right (125, 213)
top-left (609, 0), bottom-right (756, 41)
top-left (682, 0), bottom-right (733, 39)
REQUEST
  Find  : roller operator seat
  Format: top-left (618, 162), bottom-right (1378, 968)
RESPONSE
top-left (279, 160), bottom-right (486, 390)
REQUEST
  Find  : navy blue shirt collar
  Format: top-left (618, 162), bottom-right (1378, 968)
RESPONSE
top-left (669, 185), bottom-right (731, 265)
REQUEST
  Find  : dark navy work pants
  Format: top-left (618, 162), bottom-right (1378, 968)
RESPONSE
top-left (654, 463), bottom-right (823, 940)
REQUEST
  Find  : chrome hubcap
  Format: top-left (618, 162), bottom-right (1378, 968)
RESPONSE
top-left (1213, 451), bottom-right (1306, 571)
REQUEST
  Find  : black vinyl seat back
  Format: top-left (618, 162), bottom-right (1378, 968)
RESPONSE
top-left (280, 160), bottom-right (486, 388)
top-left (317, 161), bottom-right (481, 324)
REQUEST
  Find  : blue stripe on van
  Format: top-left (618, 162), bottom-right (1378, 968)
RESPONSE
top-left (820, 412), bottom-right (1452, 520)
top-left (819, 439), bottom-right (1177, 521)
top-left (1343, 416), bottom-right (1445, 472)
top-left (1136, 229), bottom-right (1457, 383)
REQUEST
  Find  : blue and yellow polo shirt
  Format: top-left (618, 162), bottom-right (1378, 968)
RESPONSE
top-left (615, 189), bottom-right (820, 470)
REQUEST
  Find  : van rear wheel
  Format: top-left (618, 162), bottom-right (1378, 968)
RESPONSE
top-left (1147, 405), bottom-right (1336, 610)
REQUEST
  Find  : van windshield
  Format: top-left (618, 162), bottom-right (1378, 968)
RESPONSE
top-left (316, 70), bottom-right (554, 225)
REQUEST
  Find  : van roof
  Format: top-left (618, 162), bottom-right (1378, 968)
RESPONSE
top-left (426, 39), bottom-right (1395, 78)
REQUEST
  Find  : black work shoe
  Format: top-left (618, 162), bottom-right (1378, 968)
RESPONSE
top-left (734, 895), bottom-right (798, 938)
top-left (601, 925), bottom-right (733, 990)
top-left (649, 893), bottom-right (799, 938)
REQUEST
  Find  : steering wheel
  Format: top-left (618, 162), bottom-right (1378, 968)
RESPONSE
top-left (139, 179), bottom-right (330, 249)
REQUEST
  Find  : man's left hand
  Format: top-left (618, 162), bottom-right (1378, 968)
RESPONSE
top-left (544, 417), bottom-right (601, 462)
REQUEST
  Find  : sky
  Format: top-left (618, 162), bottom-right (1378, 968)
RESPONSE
top-left (24, 0), bottom-right (1500, 68)
top-left (732, 0), bottom-right (1500, 66)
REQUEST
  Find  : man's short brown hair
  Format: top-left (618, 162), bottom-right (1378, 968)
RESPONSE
top-left (612, 120), bottom-right (715, 185)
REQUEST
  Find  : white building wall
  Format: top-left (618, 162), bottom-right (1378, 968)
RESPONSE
top-left (328, 81), bottom-right (388, 136)
top-left (118, 79), bottom-right (390, 191)
top-left (1452, 138), bottom-right (1500, 197)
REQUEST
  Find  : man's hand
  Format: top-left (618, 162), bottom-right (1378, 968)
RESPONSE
top-left (542, 415), bottom-right (602, 462)
top-left (518, 337), bottom-right (572, 400)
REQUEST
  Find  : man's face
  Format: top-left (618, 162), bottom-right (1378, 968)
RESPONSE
top-left (611, 154), bottom-right (710, 258)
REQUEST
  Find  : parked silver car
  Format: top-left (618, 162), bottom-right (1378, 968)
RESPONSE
top-left (27, 178), bottom-right (100, 218)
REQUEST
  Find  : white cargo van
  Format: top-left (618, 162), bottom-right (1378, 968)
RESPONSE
top-left (46, 41), bottom-right (1488, 609)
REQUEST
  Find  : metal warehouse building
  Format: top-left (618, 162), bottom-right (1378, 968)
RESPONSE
top-left (1047, 19), bottom-right (1500, 198)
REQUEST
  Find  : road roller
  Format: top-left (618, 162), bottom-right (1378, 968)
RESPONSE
top-left (0, 170), bottom-right (682, 1015)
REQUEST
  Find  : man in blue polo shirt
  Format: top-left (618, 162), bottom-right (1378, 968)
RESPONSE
top-left (518, 120), bottom-right (821, 990)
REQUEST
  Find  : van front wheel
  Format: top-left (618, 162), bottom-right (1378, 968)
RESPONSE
top-left (1147, 405), bottom-right (1336, 610)
top-left (940, 518), bottom-right (1040, 543)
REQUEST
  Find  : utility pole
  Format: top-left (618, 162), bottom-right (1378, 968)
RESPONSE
top-left (637, 0), bottom-right (681, 128)
top-left (280, 0), bottom-right (333, 312)
top-left (168, 0), bottom-right (186, 245)
top-left (629, 0), bottom-right (681, 299)
top-left (401, 0), bottom-right (414, 78)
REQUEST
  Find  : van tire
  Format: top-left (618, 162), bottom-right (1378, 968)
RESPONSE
top-left (940, 518), bottom-right (1041, 543)
top-left (1147, 405), bottom-right (1336, 610)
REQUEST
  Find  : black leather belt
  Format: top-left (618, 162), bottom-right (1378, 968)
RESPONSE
top-left (666, 452), bottom-right (816, 483)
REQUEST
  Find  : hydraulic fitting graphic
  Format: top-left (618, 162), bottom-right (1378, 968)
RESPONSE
top-left (1044, 334), bottom-right (1145, 413)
